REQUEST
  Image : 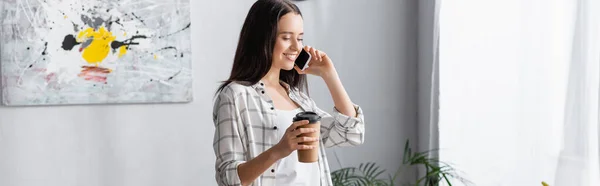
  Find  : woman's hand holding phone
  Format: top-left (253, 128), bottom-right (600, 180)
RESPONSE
top-left (294, 45), bottom-right (336, 78)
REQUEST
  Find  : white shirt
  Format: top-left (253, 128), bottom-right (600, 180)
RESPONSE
top-left (274, 107), bottom-right (321, 186)
top-left (212, 80), bottom-right (366, 186)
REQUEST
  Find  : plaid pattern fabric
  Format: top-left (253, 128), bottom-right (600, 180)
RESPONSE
top-left (212, 80), bottom-right (365, 186)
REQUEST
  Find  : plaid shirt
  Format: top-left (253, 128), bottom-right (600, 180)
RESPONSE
top-left (212, 80), bottom-right (365, 186)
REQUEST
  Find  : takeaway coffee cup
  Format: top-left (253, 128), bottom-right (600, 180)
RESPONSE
top-left (293, 111), bottom-right (321, 163)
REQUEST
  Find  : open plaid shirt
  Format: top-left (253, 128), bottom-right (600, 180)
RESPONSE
top-left (212, 80), bottom-right (366, 186)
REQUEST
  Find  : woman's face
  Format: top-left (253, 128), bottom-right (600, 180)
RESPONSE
top-left (272, 13), bottom-right (304, 71)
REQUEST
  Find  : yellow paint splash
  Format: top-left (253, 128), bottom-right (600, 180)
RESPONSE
top-left (154, 54), bottom-right (158, 60)
top-left (77, 27), bottom-right (117, 65)
top-left (64, 15), bottom-right (68, 19)
top-left (118, 46), bottom-right (127, 58)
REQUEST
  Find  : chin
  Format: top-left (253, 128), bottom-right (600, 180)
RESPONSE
top-left (280, 62), bottom-right (295, 71)
top-left (283, 65), bottom-right (295, 71)
top-left (274, 59), bottom-right (295, 71)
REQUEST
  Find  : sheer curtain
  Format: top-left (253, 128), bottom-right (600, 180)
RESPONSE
top-left (438, 0), bottom-right (600, 185)
top-left (554, 0), bottom-right (600, 185)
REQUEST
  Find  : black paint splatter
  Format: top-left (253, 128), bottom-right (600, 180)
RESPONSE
top-left (154, 46), bottom-right (182, 59)
top-left (158, 23), bottom-right (191, 39)
top-left (131, 12), bottom-right (146, 26)
top-left (107, 18), bottom-right (123, 30)
top-left (157, 46), bottom-right (177, 51)
top-left (41, 42), bottom-right (48, 55)
top-left (110, 41), bottom-right (125, 49)
top-left (62, 35), bottom-right (81, 50)
top-left (166, 71), bottom-right (181, 81)
top-left (110, 35), bottom-right (149, 53)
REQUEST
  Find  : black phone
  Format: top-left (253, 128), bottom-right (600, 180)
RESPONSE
top-left (294, 48), bottom-right (312, 71)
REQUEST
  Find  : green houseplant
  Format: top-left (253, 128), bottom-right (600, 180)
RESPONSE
top-left (330, 139), bottom-right (470, 186)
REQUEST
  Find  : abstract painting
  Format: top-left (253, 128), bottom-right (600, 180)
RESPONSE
top-left (0, 0), bottom-right (192, 106)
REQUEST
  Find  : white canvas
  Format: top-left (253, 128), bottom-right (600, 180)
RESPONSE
top-left (0, 0), bottom-right (192, 106)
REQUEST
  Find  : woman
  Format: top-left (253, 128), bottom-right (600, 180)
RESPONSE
top-left (212, 0), bottom-right (366, 185)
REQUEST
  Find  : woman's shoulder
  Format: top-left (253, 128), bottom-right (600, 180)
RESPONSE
top-left (216, 81), bottom-right (256, 100)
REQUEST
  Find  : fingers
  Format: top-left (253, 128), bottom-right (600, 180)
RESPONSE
top-left (293, 136), bottom-right (319, 143)
top-left (289, 120), bottom-right (310, 130)
top-left (303, 45), bottom-right (323, 61)
top-left (308, 47), bottom-right (317, 60)
top-left (297, 145), bottom-right (317, 150)
top-left (316, 50), bottom-right (323, 61)
top-left (303, 45), bottom-right (311, 53)
top-left (291, 127), bottom-right (318, 137)
top-left (286, 120), bottom-right (317, 136)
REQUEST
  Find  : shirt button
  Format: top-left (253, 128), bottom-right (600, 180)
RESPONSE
top-left (273, 126), bottom-right (278, 130)
top-left (271, 169), bottom-right (275, 173)
top-left (261, 91), bottom-right (265, 94)
top-left (260, 83), bottom-right (264, 86)
top-left (270, 107), bottom-right (274, 110)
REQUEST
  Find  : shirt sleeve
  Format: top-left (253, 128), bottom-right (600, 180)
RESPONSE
top-left (310, 99), bottom-right (366, 148)
top-left (213, 92), bottom-right (246, 186)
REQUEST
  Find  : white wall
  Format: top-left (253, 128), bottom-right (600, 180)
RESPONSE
top-left (0, 0), bottom-right (417, 185)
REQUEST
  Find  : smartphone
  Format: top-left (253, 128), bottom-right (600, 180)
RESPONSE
top-left (294, 48), bottom-right (312, 71)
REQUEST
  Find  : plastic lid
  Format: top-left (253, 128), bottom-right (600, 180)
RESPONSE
top-left (293, 111), bottom-right (322, 123)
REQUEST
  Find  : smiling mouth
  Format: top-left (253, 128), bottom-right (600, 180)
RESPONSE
top-left (284, 53), bottom-right (297, 61)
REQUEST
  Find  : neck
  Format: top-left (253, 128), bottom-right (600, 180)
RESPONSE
top-left (261, 67), bottom-right (281, 87)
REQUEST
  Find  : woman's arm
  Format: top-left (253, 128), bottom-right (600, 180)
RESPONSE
top-left (213, 93), bottom-right (248, 186)
top-left (294, 46), bottom-right (365, 148)
top-left (295, 45), bottom-right (358, 117)
top-left (321, 69), bottom-right (357, 117)
top-left (236, 147), bottom-right (282, 186)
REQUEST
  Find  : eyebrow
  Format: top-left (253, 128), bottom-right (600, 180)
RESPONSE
top-left (278, 31), bottom-right (304, 35)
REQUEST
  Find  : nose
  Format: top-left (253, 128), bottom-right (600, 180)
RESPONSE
top-left (290, 39), bottom-right (302, 51)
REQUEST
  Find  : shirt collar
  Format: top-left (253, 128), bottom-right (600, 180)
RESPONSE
top-left (251, 80), bottom-right (293, 94)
